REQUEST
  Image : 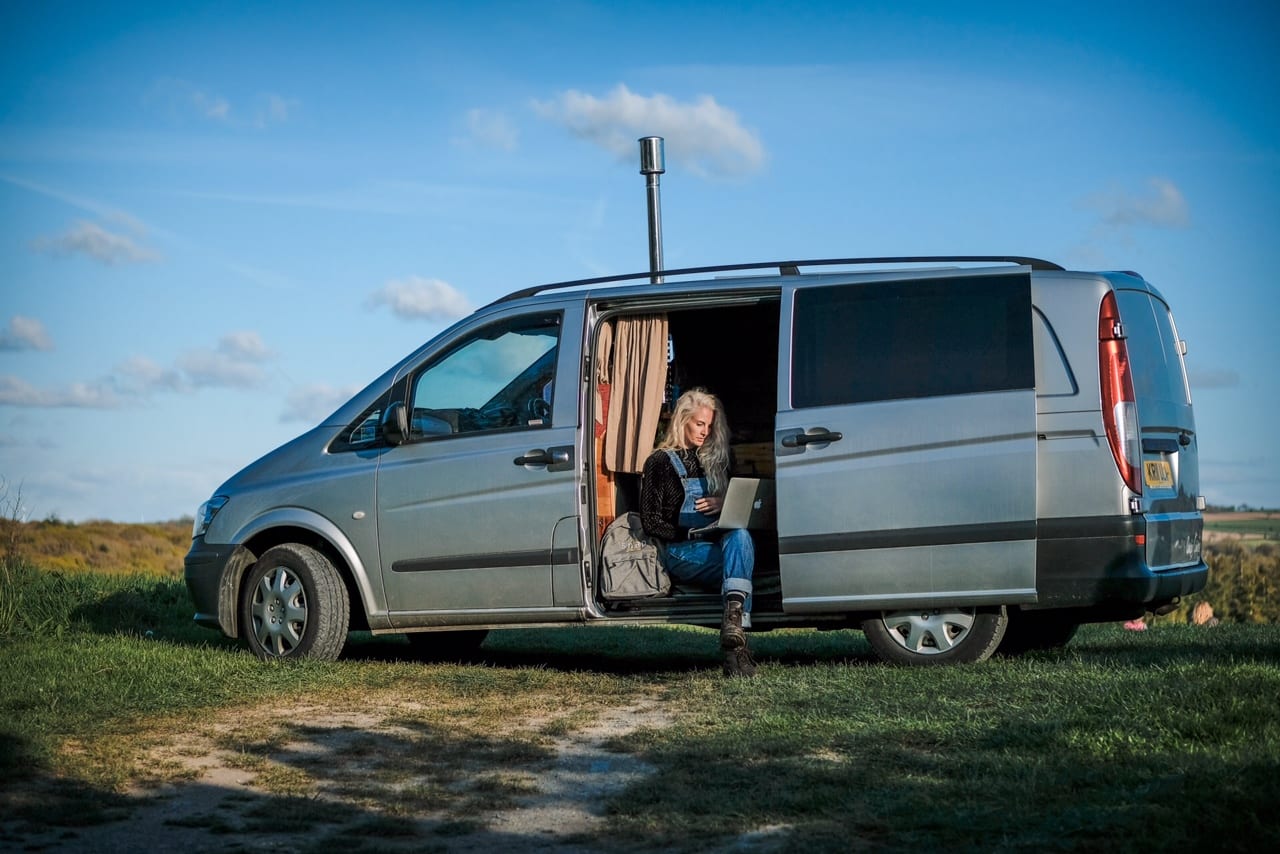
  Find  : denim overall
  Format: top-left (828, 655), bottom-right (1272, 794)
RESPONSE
top-left (662, 449), bottom-right (755, 622)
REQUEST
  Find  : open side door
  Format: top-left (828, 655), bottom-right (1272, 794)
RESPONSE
top-left (775, 269), bottom-right (1039, 613)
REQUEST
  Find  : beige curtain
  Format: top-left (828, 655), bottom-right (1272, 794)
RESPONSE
top-left (604, 315), bottom-right (668, 473)
top-left (594, 320), bottom-right (614, 429)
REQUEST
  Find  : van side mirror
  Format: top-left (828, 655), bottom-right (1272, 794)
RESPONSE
top-left (382, 402), bottom-right (409, 446)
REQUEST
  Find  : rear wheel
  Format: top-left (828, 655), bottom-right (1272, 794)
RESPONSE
top-left (862, 606), bottom-right (1007, 665)
top-left (997, 608), bottom-right (1080, 656)
top-left (240, 543), bottom-right (349, 661)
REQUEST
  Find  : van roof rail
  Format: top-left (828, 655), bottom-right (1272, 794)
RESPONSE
top-left (492, 255), bottom-right (1064, 304)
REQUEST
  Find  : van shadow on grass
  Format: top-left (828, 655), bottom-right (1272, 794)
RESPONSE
top-left (343, 625), bottom-right (882, 675)
top-left (68, 576), bottom-right (239, 649)
top-left (69, 577), bottom-right (1280, 675)
top-left (65, 575), bottom-right (878, 676)
top-left (64, 576), bottom-right (876, 676)
top-left (1024, 623), bottom-right (1280, 669)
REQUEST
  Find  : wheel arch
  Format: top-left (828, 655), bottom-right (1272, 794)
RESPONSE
top-left (222, 509), bottom-right (379, 637)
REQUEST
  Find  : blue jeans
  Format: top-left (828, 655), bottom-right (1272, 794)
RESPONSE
top-left (663, 528), bottom-right (755, 625)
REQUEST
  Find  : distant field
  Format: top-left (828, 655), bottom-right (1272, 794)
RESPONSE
top-left (1204, 511), bottom-right (1280, 543)
top-left (0, 518), bottom-right (190, 577)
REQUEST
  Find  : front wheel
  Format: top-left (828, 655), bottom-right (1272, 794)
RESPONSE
top-left (240, 543), bottom-right (350, 661)
top-left (862, 606), bottom-right (1007, 666)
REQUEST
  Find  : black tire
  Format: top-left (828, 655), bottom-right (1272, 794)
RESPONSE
top-left (405, 630), bottom-right (489, 662)
top-left (861, 606), bottom-right (1007, 666)
top-left (240, 543), bottom-right (349, 661)
top-left (997, 608), bottom-right (1081, 657)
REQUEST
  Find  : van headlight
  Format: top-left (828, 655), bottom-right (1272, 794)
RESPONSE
top-left (192, 496), bottom-right (228, 539)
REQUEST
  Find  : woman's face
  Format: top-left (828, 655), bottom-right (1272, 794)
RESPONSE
top-left (684, 405), bottom-right (714, 448)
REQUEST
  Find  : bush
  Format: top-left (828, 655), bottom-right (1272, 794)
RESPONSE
top-left (1158, 541), bottom-right (1280, 625)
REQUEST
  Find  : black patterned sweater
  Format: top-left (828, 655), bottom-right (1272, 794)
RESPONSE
top-left (639, 447), bottom-right (705, 542)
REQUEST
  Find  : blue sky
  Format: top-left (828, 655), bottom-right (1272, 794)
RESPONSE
top-left (1, 1), bottom-right (1277, 522)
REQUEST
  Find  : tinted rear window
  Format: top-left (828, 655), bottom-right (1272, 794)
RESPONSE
top-left (791, 274), bottom-right (1034, 408)
top-left (1115, 290), bottom-right (1191, 406)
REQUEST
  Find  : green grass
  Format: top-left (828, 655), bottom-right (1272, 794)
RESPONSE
top-left (2, 557), bottom-right (1278, 852)
top-left (1206, 516), bottom-right (1280, 539)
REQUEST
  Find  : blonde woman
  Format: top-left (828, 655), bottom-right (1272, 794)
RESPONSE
top-left (640, 389), bottom-right (757, 677)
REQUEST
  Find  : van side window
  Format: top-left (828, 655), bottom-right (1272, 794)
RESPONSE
top-left (791, 275), bottom-right (1033, 407)
top-left (328, 389), bottom-right (393, 453)
top-left (408, 314), bottom-right (561, 437)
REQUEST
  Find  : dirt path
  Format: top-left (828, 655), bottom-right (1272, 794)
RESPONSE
top-left (5, 696), bottom-right (676, 853)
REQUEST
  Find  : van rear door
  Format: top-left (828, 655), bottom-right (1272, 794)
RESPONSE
top-left (775, 269), bottom-right (1039, 613)
top-left (1114, 282), bottom-right (1202, 568)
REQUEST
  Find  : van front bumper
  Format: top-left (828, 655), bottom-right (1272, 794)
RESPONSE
top-left (184, 538), bottom-right (242, 635)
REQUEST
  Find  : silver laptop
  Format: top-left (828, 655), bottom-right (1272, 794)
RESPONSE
top-left (689, 478), bottom-right (776, 536)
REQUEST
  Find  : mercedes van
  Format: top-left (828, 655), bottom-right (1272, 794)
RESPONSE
top-left (184, 256), bottom-right (1207, 666)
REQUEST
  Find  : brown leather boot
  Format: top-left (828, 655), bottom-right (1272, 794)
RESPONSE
top-left (720, 597), bottom-right (747, 651)
top-left (722, 643), bottom-right (757, 678)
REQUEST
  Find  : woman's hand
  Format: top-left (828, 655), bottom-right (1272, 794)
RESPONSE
top-left (695, 495), bottom-right (723, 515)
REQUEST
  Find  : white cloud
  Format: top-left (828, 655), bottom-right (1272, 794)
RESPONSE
top-left (280, 383), bottom-right (362, 424)
top-left (197, 91), bottom-right (231, 121)
top-left (0, 316), bottom-right (54, 352)
top-left (179, 332), bottom-right (273, 389)
top-left (458, 108), bottom-right (519, 151)
top-left (32, 220), bottom-right (160, 265)
top-left (147, 78), bottom-right (297, 129)
top-left (532, 84), bottom-right (765, 178)
top-left (0, 331), bottom-right (276, 408)
top-left (255, 93), bottom-right (300, 128)
top-left (0, 375), bottom-right (54, 406)
top-left (0, 375), bottom-right (121, 408)
top-left (117, 355), bottom-right (187, 394)
top-left (148, 77), bottom-right (230, 122)
top-left (367, 276), bottom-right (473, 321)
top-left (177, 352), bottom-right (264, 388)
top-left (0, 432), bottom-right (56, 450)
top-left (1081, 177), bottom-right (1190, 230)
top-left (217, 331), bottom-right (272, 361)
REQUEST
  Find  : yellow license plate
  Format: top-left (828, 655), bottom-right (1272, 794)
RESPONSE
top-left (1144, 460), bottom-right (1173, 489)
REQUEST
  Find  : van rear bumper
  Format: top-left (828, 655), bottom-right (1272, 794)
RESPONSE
top-left (1035, 515), bottom-right (1208, 613)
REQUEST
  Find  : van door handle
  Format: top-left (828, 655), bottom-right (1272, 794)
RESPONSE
top-left (514, 449), bottom-right (552, 466)
top-left (782, 430), bottom-right (844, 448)
top-left (514, 445), bottom-right (573, 471)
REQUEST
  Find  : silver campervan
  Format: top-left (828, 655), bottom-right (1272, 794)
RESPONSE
top-left (185, 256), bottom-right (1207, 665)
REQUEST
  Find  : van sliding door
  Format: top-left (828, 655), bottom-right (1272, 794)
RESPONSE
top-left (776, 270), bottom-right (1039, 613)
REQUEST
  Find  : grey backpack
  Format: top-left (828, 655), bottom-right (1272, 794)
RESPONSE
top-left (599, 512), bottom-right (670, 600)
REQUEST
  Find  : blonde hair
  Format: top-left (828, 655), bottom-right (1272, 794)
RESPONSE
top-left (658, 388), bottom-right (730, 495)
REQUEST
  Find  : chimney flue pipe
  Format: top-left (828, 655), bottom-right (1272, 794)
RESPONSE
top-left (639, 136), bottom-right (665, 284)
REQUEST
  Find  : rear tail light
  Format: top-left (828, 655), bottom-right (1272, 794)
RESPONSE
top-left (1099, 292), bottom-right (1142, 495)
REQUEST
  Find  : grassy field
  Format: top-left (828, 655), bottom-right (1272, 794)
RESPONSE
top-left (2, 555), bottom-right (1278, 852)
top-left (0, 514), bottom-right (191, 576)
top-left (1204, 511), bottom-right (1280, 542)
